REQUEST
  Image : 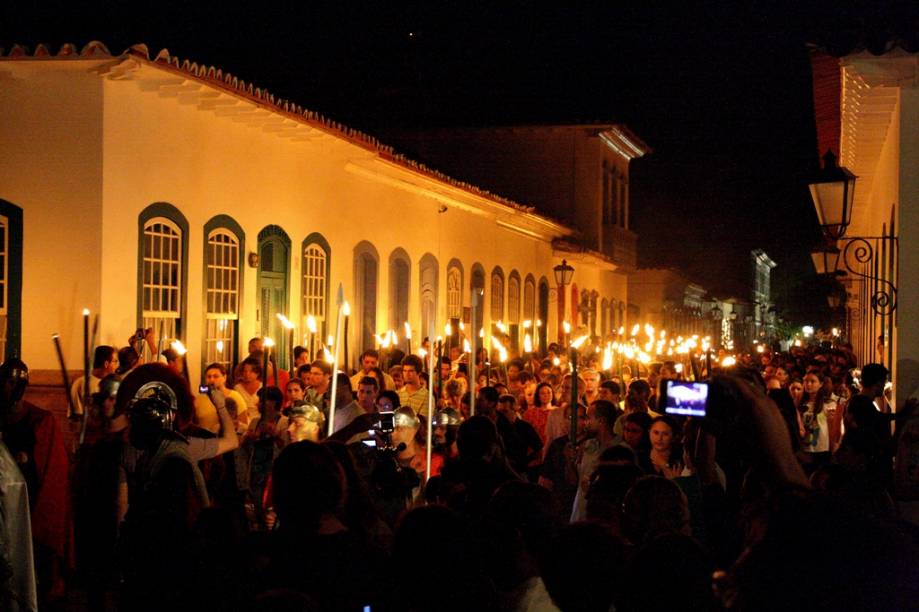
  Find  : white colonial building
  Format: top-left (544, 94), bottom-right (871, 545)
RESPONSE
top-left (0, 42), bottom-right (649, 407)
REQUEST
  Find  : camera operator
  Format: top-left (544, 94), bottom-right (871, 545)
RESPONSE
top-left (392, 407), bottom-right (440, 492)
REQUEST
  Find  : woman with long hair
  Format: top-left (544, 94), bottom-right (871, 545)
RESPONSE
top-left (527, 381), bottom-right (559, 447)
top-left (638, 416), bottom-right (683, 479)
top-left (799, 371), bottom-right (834, 471)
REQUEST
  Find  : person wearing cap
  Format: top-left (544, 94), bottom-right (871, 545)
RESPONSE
top-left (285, 401), bottom-right (325, 444)
top-left (0, 358), bottom-right (71, 605)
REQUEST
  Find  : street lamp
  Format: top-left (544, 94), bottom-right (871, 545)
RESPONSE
top-left (808, 150), bottom-right (856, 241)
top-left (553, 259), bottom-right (575, 344)
top-left (810, 242), bottom-right (843, 276)
top-left (553, 259), bottom-right (575, 288)
top-left (711, 305), bottom-right (723, 320)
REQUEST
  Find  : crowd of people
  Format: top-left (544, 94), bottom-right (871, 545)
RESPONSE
top-left (2, 330), bottom-right (918, 612)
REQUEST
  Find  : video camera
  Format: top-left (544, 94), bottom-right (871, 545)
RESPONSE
top-left (362, 409), bottom-right (421, 503)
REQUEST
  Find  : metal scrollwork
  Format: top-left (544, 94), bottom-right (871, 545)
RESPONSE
top-left (840, 237), bottom-right (897, 316)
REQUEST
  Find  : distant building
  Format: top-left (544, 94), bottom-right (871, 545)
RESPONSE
top-left (380, 124), bottom-right (651, 341)
top-left (627, 268), bottom-right (710, 337)
top-left (751, 248), bottom-right (777, 341)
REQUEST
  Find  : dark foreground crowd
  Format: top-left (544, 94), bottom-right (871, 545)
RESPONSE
top-left (2, 336), bottom-right (919, 612)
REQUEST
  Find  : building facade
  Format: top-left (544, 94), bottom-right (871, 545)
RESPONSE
top-left (0, 43), bottom-right (653, 405)
top-left (810, 48), bottom-right (917, 406)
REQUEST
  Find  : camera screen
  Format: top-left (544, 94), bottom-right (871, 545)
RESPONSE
top-left (663, 381), bottom-right (708, 417)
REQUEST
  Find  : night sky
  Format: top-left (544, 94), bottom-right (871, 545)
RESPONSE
top-left (3, 1), bottom-right (917, 325)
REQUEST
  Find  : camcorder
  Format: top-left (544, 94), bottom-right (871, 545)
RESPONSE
top-left (361, 409), bottom-right (421, 504)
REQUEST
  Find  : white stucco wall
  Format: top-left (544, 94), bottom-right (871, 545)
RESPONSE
top-left (1, 58), bottom-right (628, 382)
top-left (0, 61), bottom-right (104, 372)
top-left (896, 86), bottom-right (919, 404)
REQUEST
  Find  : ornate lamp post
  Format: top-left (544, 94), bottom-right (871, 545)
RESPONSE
top-left (553, 259), bottom-right (575, 346)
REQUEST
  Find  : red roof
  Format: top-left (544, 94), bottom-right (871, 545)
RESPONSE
top-left (810, 51), bottom-right (841, 160)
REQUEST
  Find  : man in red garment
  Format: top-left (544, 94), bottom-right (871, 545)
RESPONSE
top-left (0, 358), bottom-right (71, 605)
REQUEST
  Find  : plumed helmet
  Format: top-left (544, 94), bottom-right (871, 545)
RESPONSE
top-left (127, 381), bottom-right (178, 431)
top-left (0, 357), bottom-right (29, 404)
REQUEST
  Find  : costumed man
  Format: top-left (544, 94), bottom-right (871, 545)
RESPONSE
top-left (117, 366), bottom-right (210, 611)
top-left (0, 358), bottom-right (71, 606)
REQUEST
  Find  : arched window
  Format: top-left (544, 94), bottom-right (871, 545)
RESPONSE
top-left (0, 200), bottom-right (22, 360)
top-left (354, 241), bottom-right (379, 354)
top-left (507, 271), bottom-right (521, 349)
top-left (600, 298), bottom-right (609, 338)
top-left (203, 215), bottom-right (244, 372)
top-left (490, 267), bottom-right (505, 323)
top-left (419, 254), bottom-right (439, 341)
top-left (471, 264), bottom-right (485, 333)
top-left (523, 274), bottom-right (536, 322)
top-left (139, 203), bottom-right (188, 346)
top-left (538, 278), bottom-right (549, 351)
top-left (389, 248), bottom-right (411, 331)
top-left (447, 259), bottom-right (463, 321)
top-left (302, 233), bottom-right (331, 338)
top-left (507, 271), bottom-right (521, 324)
